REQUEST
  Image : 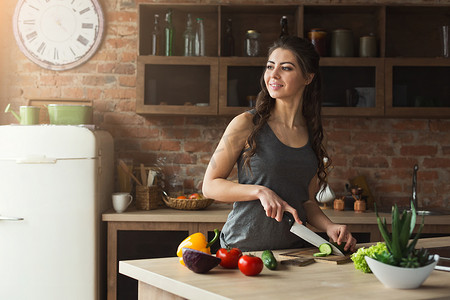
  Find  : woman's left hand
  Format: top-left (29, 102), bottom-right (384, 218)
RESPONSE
top-left (326, 224), bottom-right (357, 252)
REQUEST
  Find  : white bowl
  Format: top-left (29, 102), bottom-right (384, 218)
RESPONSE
top-left (365, 254), bottom-right (439, 289)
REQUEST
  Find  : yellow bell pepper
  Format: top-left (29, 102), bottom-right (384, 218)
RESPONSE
top-left (177, 229), bottom-right (219, 265)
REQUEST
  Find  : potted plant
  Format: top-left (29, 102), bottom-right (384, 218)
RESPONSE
top-left (364, 201), bottom-right (439, 289)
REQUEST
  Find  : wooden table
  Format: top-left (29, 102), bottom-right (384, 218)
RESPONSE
top-left (102, 204), bottom-right (450, 300)
top-left (119, 237), bottom-right (450, 300)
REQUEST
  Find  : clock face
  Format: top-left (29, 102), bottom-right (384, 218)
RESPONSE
top-left (13, 0), bottom-right (105, 71)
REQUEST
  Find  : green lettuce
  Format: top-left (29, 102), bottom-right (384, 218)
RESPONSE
top-left (351, 242), bottom-right (387, 273)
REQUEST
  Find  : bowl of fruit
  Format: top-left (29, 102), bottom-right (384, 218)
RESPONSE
top-left (162, 192), bottom-right (214, 210)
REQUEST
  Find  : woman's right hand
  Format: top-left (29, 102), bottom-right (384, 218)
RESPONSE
top-left (257, 187), bottom-right (302, 224)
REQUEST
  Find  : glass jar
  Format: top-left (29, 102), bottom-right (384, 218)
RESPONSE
top-left (308, 28), bottom-right (327, 56)
top-left (244, 30), bottom-right (260, 57)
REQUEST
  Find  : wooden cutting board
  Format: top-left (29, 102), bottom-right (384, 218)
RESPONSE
top-left (279, 247), bottom-right (352, 265)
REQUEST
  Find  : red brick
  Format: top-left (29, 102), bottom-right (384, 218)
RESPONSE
top-left (443, 146), bottom-right (450, 155)
top-left (162, 128), bottom-right (201, 140)
top-left (351, 156), bottom-right (389, 168)
top-left (391, 158), bottom-right (419, 168)
top-left (326, 131), bottom-right (351, 143)
top-left (141, 140), bottom-right (162, 151)
top-left (119, 76), bottom-right (136, 87)
top-left (184, 141), bottom-right (214, 153)
top-left (352, 132), bottom-right (389, 143)
top-left (423, 158), bottom-right (450, 168)
top-left (103, 112), bottom-right (142, 125)
top-left (391, 120), bottom-right (428, 131)
top-left (429, 120), bottom-right (450, 132)
top-left (400, 145), bottom-right (438, 156)
top-left (160, 140), bottom-right (181, 151)
top-left (114, 64), bottom-right (135, 75)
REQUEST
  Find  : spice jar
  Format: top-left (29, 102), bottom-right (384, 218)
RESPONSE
top-left (308, 28), bottom-right (327, 56)
top-left (334, 198), bottom-right (345, 211)
top-left (354, 200), bottom-right (366, 213)
top-left (331, 29), bottom-right (354, 57)
top-left (244, 30), bottom-right (260, 57)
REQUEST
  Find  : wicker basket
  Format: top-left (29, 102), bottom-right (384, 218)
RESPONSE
top-left (135, 185), bottom-right (161, 210)
top-left (162, 195), bottom-right (214, 210)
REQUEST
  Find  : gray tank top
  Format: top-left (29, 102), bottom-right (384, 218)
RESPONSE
top-left (220, 121), bottom-right (318, 251)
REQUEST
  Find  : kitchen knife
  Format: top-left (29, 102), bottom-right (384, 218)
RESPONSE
top-left (290, 222), bottom-right (344, 256)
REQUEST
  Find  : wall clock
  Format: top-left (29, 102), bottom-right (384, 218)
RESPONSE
top-left (13, 0), bottom-right (105, 71)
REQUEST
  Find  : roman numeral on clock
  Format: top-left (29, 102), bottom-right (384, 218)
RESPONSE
top-left (77, 35), bottom-right (89, 46)
top-left (37, 42), bottom-right (46, 55)
top-left (26, 31), bottom-right (37, 42)
top-left (80, 7), bottom-right (90, 15)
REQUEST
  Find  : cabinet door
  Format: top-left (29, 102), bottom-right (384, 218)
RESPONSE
top-left (385, 58), bottom-right (450, 118)
top-left (386, 6), bottom-right (450, 58)
top-left (218, 57), bottom-right (266, 115)
top-left (136, 56), bottom-right (219, 115)
top-left (320, 58), bottom-right (385, 117)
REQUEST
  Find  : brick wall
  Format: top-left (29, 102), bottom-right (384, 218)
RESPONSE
top-left (0, 0), bottom-right (448, 211)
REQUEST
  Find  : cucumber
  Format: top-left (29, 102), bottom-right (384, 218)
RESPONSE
top-left (319, 243), bottom-right (333, 255)
top-left (313, 252), bottom-right (328, 257)
top-left (261, 250), bottom-right (278, 270)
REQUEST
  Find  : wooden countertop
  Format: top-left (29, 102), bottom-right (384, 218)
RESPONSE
top-left (119, 236), bottom-right (450, 300)
top-left (102, 203), bottom-right (450, 225)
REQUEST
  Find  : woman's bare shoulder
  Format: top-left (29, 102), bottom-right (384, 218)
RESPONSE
top-left (228, 111), bottom-right (254, 132)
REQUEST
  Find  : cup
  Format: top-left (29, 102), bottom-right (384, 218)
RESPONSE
top-left (112, 192), bottom-right (133, 213)
top-left (440, 25), bottom-right (449, 58)
top-left (20, 106), bottom-right (40, 125)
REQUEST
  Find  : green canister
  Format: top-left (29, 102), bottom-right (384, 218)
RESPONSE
top-left (359, 35), bottom-right (377, 57)
top-left (331, 29), bottom-right (354, 57)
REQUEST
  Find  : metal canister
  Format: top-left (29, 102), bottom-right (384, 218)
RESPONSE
top-left (244, 30), bottom-right (260, 57)
top-left (331, 29), bottom-right (354, 57)
top-left (359, 35), bottom-right (377, 57)
top-left (308, 28), bottom-right (327, 56)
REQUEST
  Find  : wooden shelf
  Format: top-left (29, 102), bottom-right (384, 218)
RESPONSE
top-left (137, 2), bottom-right (450, 118)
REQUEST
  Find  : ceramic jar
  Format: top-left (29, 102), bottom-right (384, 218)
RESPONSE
top-left (359, 35), bottom-right (377, 57)
top-left (331, 29), bottom-right (354, 57)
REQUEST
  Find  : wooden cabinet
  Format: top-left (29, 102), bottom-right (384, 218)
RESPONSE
top-left (136, 2), bottom-right (449, 117)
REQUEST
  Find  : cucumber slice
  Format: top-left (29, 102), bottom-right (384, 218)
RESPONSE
top-left (313, 252), bottom-right (328, 257)
top-left (318, 243), bottom-right (333, 255)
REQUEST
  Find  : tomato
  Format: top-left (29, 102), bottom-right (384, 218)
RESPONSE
top-left (176, 195), bottom-right (187, 199)
top-left (216, 247), bottom-right (242, 269)
top-left (238, 255), bottom-right (263, 276)
top-left (188, 193), bottom-right (201, 199)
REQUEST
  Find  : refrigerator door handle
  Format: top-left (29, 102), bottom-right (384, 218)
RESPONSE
top-left (0, 215), bottom-right (24, 221)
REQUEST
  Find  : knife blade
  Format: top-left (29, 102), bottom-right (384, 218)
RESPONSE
top-left (290, 222), bottom-right (344, 256)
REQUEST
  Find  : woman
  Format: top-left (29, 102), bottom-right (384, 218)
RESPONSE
top-left (202, 36), bottom-right (356, 252)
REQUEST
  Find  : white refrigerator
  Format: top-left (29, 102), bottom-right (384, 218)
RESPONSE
top-left (0, 125), bottom-right (114, 300)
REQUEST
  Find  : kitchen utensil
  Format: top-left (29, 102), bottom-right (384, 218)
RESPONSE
top-left (147, 170), bottom-right (156, 186)
top-left (119, 159), bottom-right (142, 186)
top-left (290, 223), bottom-right (344, 256)
top-left (4, 104), bottom-right (40, 125)
top-left (140, 163), bottom-right (147, 187)
top-left (47, 104), bottom-right (93, 125)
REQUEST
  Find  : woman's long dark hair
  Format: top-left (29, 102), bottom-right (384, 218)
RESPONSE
top-left (242, 36), bottom-right (330, 190)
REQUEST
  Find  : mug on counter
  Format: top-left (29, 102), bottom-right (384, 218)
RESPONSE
top-left (112, 192), bottom-right (133, 213)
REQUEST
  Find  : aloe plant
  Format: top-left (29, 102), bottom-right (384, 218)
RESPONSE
top-left (374, 201), bottom-right (433, 267)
